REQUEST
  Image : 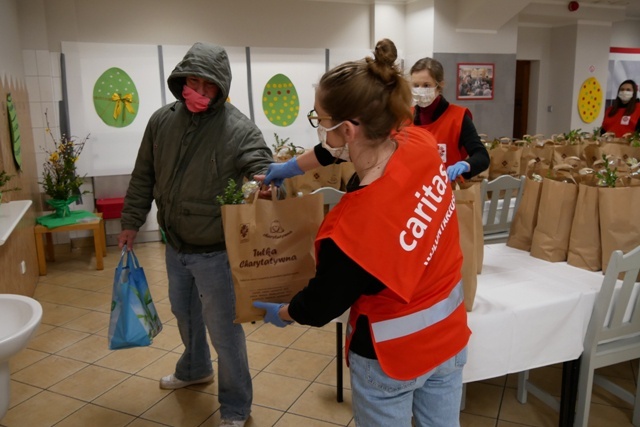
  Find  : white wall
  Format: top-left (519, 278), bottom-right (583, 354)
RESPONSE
top-left (405, 0), bottom-right (435, 71)
top-left (19, 0), bottom-right (372, 51)
top-left (433, 0), bottom-right (518, 54)
top-left (517, 25), bottom-right (552, 135)
top-left (373, 3), bottom-right (406, 55)
top-left (610, 19), bottom-right (640, 48)
top-left (548, 25), bottom-right (577, 134)
top-left (0, 0), bottom-right (24, 79)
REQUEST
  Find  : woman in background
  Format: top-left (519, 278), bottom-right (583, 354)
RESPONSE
top-left (409, 57), bottom-right (489, 181)
top-left (601, 79), bottom-right (640, 137)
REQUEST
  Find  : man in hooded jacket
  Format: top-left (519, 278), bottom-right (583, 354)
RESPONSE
top-left (119, 42), bottom-right (274, 427)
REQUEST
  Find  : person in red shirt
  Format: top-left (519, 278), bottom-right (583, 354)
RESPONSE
top-left (254, 39), bottom-right (470, 427)
top-left (601, 79), bottom-right (640, 137)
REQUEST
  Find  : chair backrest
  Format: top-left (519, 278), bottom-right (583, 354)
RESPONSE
top-left (480, 175), bottom-right (525, 236)
top-left (311, 187), bottom-right (345, 213)
top-left (585, 245), bottom-right (640, 358)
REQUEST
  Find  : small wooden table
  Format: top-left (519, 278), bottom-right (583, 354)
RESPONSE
top-left (34, 212), bottom-right (107, 275)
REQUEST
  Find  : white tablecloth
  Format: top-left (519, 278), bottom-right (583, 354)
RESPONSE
top-left (464, 243), bottom-right (604, 383)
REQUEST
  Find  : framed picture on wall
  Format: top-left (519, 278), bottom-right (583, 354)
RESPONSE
top-left (457, 63), bottom-right (494, 100)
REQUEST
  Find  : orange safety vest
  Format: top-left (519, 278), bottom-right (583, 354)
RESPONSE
top-left (416, 104), bottom-right (468, 167)
top-left (315, 126), bottom-right (470, 380)
top-left (602, 104), bottom-right (640, 137)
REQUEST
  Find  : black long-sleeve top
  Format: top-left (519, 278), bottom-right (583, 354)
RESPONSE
top-left (288, 178), bottom-right (385, 359)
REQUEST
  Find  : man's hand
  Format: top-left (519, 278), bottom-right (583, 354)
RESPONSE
top-left (118, 229), bottom-right (138, 251)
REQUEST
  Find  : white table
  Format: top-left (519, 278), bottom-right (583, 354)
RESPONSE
top-left (465, 243), bottom-right (605, 427)
top-left (465, 243), bottom-right (603, 383)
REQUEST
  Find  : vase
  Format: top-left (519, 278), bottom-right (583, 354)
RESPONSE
top-left (46, 196), bottom-right (78, 218)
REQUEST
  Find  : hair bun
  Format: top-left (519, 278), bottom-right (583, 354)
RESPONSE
top-left (374, 38), bottom-right (397, 67)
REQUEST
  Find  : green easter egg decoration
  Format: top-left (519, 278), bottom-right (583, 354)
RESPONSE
top-left (93, 67), bottom-right (139, 128)
top-left (262, 74), bottom-right (299, 127)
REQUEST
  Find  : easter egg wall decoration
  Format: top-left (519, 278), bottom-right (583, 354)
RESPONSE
top-left (262, 74), bottom-right (300, 127)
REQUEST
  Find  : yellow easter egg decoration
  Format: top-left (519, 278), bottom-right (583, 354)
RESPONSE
top-left (578, 77), bottom-right (602, 124)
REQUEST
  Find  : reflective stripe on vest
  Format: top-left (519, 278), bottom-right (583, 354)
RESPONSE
top-left (370, 281), bottom-right (463, 343)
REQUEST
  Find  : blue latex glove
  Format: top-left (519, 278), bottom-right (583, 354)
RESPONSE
top-left (252, 301), bottom-right (293, 327)
top-left (263, 157), bottom-right (304, 187)
top-left (447, 161), bottom-right (470, 182)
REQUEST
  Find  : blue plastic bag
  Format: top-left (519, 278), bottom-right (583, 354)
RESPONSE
top-left (108, 247), bottom-right (163, 350)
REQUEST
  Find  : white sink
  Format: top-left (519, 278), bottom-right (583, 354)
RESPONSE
top-left (0, 294), bottom-right (42, 419)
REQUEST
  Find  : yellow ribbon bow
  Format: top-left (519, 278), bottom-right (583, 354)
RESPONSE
top-left (111, 93), bottom-right (136, 120)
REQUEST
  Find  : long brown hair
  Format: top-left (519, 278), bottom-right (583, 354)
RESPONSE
top-left (608, 79), bottom-right (638, 117)
top-left (317, 38), bottom-right (412, 141)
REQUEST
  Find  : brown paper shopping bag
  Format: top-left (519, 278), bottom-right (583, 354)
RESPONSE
top-left (488, 144), bottom-right (522, 180)
top-left (285, 163), bottom-right (342, 196)
top-left (530, 176), bottom-right (578, 262)
top-left (567, 183), bottom-right (601, 271)
top-left (221, 192), bottom-right (324, 323)
top-left (454, 183), bottom-right (483, 311)
top-left (506, 176), bottom-right (543, 251)
top-left (598, 186), bottom-right (640, 280)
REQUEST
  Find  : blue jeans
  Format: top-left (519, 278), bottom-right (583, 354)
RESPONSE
top-left (349, 347), bottom-right (467, 427)
top-left (165, 245), bottom-right (252, 421)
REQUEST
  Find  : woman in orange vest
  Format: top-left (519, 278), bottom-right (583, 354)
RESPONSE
top-left (600, 79), bottom-right (640, 137)
top-left (410, 57), bottom-right (489, 181)
top-left (254, 39), bottom-right (470, 427)
top-left (262, 59), bottom-right (489, 185)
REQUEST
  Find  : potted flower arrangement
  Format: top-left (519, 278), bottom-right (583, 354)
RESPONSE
top-left (40, 112), bottom-right (89, 218)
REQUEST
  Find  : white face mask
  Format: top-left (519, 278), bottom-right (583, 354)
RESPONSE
top-left (318, 121), bottom-right (350, 161)
top-left (412, 87), bottom-right (437, 108)
top-left (619, 90), bottom-right (633, 103)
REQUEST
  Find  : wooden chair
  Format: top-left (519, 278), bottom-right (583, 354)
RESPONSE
top-left (480, 175), bottom-right (525, 244)
top-left (310, 187), bottom-right (348, 402)
top-left (517, 245), bottom-right (640, 426)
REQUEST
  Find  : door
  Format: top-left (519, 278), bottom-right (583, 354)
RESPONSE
top-left (513, 60), bottom-right (530, 139)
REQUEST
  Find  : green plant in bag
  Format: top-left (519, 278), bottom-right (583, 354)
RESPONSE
top-left (595, 154), bottom-right (618, 188)
top-left (563, 128), bottom-right (582, 145)
top-left (626, 131), bottom-right (640, 147)
top-left (216, 179), bottom-right (245, 205)
top-left (272, 133), bottom-right (305, 162)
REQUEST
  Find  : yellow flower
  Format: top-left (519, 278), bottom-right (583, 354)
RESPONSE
top-left (49, 152), bottom-right (59, 162)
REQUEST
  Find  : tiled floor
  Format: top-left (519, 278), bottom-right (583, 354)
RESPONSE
top-left (1, 241), bottom-right (637, 427)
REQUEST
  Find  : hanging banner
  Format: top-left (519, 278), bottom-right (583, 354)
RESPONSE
top-left (6, 93), bottom-right (22, 170)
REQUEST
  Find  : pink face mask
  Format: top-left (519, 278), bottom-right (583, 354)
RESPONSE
top-left (182, 85), bottom-right (211, 113)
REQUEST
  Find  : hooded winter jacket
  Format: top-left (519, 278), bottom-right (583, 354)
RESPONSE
top-left (121, 42), bottom-right (274, 253)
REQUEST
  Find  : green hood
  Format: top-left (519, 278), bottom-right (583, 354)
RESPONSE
top-left (167, 42), bottom-right (231, 109)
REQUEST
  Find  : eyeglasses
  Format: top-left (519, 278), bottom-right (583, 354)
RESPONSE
top-left (307, 109), bottom-right (359, 128)
top-left (307, 109), bottom-right (330, 128)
